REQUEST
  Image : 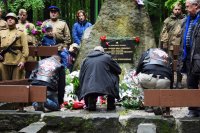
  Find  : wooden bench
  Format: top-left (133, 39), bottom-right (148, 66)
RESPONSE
top-left (144, 89), bottom-right (200, 116)
top-left (0, 79), bottom-right (46, 111)
top-left (0, 46), bottom-right (57, 111)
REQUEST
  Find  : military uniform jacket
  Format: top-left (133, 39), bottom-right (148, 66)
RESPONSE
top-left (16, 21), bottom-right (36, 45)
top-left (160, 14), bottom-right (185, 51)
top-left (0, 19), bottom-right (8, 31)
top-left (0, 28), bottom-right (29, 65)
top-left (42, 19), bottom-right (71, 45)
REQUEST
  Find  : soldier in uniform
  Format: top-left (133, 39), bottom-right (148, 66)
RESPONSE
top-left (159, 3), bottom-right (185, 88)
top-left (0, 8), bottom-right (7, 31)
top-left (42, 6), bottom-right (71, 51)
top-left (16, 9), bottom-right (36, 46)
top-left (0, 13), bottom-right (29, 80)
top-left (0, 8), bottom-right (7, 80)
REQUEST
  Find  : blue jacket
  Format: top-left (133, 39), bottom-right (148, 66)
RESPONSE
top-left (42, 35), bottom-right (56, 46)
top-left (60, 49), bottom-right (76, 72)
top-left (72, 21), bottom-right (92, 45)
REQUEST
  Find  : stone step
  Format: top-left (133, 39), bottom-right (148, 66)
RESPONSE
top-left (0, 107), bottom-right (200, 133)
top-left (19, 122), bottom-right (46, 133)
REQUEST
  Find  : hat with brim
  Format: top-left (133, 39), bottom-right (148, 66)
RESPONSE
top-left (71, 43), bottom-right (80, 50)
top-left (6, 13), bottom-right (18, 23)
top-left (49, 6), bottom-right (60, 12)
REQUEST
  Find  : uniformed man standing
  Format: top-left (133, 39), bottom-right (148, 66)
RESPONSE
top-left (0, 13), bottom-right (29, 80)
top-left (42, 6), bottom-right (71, 51)
top-left (0, 8), bottom-right (8, 31)
top-left (159, 3), bottom-right (185, 88)
top-left (16, 9), bottom-right (36, 46)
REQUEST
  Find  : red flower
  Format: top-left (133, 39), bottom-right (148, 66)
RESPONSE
top-left (135, 36), bottom-right (140, 43)
top-left (72, 101), bottom-right (84, 109)
top-left (100, 35), bottom-right (106, 41)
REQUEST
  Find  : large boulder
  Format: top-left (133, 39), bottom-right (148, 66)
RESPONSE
top-left (74, 0), bottom-right (156, 72)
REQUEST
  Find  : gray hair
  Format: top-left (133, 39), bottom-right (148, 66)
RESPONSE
top-left (187, 0), bottom-right (200, 5)
top-left (94, 46), bottom-right (104, 52)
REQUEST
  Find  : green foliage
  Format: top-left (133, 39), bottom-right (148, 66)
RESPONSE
top-left (72, 77), bottom-right (79, 94)
top-left (120, 83), bottom-right (143, 109)
top-left (165, 0), bottom-right (185, 10)
top-left (1, 0), bottom-right (45, 13)
top-left (144, 0), bottom-right (157, 7)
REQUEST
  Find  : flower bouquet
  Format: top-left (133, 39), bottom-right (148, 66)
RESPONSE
top-left (61, 70), bottom-right (85, 110)
top-left (119, 69), bottom-right (144, 109)
top-left (26, 21), bottom-right (45, 45)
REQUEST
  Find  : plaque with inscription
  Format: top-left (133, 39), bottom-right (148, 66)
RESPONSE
top-left (101, 39), bottom-right (136, 63)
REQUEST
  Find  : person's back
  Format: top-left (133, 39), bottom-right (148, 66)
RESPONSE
top-left (29, 55), bottom-right (65, 111)
top-left (78, 46), bottom-right (121, 111)
top-left (136, 48), bottom-right (173, 89)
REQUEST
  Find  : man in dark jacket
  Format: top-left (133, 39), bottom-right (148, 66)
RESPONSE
top-left (78, 46), bottom-right (121, 111)
top-left (29, 55), bottom-right (65, 111)
top-left (136, 48), bottom-right (173, 89)
top-left (136, 48), bottom-right (173, 113)
top-left (179, 0), bottom-right (200, 117)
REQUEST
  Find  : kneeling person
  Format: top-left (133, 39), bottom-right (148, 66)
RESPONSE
top-left (135, 48), bottom-right (173, 113)
top-left (78, 46), bottom-right (121, 111)
top-left (29, 55), bottom-right (65, 111)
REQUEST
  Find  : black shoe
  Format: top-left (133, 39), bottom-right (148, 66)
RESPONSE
top-left (107, 104), bottom-right (116, 111)
top-left (34, 103), bottom-right (45, 112)
top-left (87, 96), bottom-right (96, 111)
top-left (107, 96), bottom-right (116, 111)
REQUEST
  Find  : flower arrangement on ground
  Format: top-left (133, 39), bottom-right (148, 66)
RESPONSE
top-left (61, 70), bottom-right (85, 110)
top-left (119, 69), bottom-right (144, 109)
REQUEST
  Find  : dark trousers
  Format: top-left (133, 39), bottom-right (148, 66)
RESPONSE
top-left (186, 59), bottom-right (200, 112)
top-left (84, 93), bottom-right (115, 110)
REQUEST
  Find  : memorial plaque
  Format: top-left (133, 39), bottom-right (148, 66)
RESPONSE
top-left (101, 39), bottom-right (136, 63)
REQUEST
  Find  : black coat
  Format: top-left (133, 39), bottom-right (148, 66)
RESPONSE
top-left (78, 50), bottom-right (121, 100)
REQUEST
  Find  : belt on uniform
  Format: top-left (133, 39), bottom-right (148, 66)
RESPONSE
top-left (152, 75), bottom-right (166, 79)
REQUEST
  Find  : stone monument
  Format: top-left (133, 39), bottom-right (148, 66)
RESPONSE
top-left (74, 0), bottom-right (156, 73)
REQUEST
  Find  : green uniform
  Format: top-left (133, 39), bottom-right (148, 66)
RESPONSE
top-left (42, 19), bottom-right (71, 50)
top-left (0, 28), bottom-right (29, 80)
top-left (0, 19), bottom-right (8, 31)
top-left (160, 14), bottom-right (185, 56)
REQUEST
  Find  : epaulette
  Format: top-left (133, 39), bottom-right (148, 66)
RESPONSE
top-left (58, 19), bottom-right (66, 22)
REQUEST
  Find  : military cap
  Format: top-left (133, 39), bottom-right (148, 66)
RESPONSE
top-left (48, 6), bottom-right (60, 12)
top-left (45, 24), bottom-right (53, 30)
top-left (6, 12), bottom-right (18, 23)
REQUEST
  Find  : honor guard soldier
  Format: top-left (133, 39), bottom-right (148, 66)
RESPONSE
top-left (42, 6), bottom-right (71, 51)
top-left (0, 8), bottom-right (8, 31)
top-left (17, 9), bottom-right (36, 46)
top-left (0, 13), bottom-right (29, 80)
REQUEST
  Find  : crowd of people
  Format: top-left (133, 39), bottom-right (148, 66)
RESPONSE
top-left (0, 0), bottom-right (200, 117)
